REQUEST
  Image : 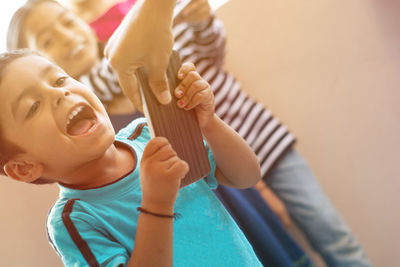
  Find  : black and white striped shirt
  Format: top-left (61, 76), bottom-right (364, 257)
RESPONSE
top-left (80, 16), bottom-right (295, 178)
top-left (174, 16), bottom-right (295, 177)
top-left (79, 57), bottom-right (124, 107)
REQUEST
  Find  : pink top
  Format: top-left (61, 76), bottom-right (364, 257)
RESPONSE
top-left (89, 0), bottom-right (137, 41)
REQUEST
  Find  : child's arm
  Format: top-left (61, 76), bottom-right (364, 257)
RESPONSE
top-left (174, 0), bottom-right (226, 68)
top-left (174, 0), bottom-right (211, 25)
top-left (201, 115), bottom-right (261, 188)
top-left (175, 63), bottom-right (261, 189)
top-left (128, 137), bottom-right (188, 267)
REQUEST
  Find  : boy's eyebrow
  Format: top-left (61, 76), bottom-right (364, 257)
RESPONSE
top-left (11, 64), bottom-right (54, 119)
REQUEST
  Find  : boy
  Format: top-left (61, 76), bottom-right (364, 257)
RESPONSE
top-left (8, 1), bottom-right (372, 266)
top-left (0, 50), bottom-right (262, 266)
top-left (7, 0), bottom-right (139, 131)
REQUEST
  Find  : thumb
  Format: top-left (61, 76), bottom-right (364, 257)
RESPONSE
top-left (147, 66), bottom-right (171, 105)
top-left (115, 71), bottom-right (143, 113)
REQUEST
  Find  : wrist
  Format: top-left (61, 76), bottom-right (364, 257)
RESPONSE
top-left (200, 113), bottom-right (219, 134)
top-left (137, 207), bottom-right (176, 219)
top-left (140, 200), bottom-right (175, 215)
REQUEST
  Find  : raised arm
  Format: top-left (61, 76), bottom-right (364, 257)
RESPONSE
top-left (202, 114), bottom-right (261, 188)
top-left (175, 63), bottom-right (261, 189)
top-left (173, 1), bottom-right (226, 68)
top-left (128, 137), bottom-right (188, 267)
top-left (105, 0), bottom-right (175, 111)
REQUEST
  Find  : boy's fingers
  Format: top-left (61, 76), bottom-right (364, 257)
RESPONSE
top-left (177, 62), bottom-right (196, 79)
top-left (166, 160), bottom-right (189, 179)
top-left (175, 63), bottom-right (196, 99)
top-left (187, 79), bottom-right (209, 99)
top-left (143, 137), bottom-right (170, 158)
top-left (178, 70), bottom-right (201, 90)
top-left (116, 72), bottom-right (143, 112)
top-left (183, 87), bottom-right (213, 110)
top-left (155, 144), bottom-right (178, 161)
top-left (162, 156), bottom-right (183, 171)
top-left (177, 79), bottom-right (209, 108)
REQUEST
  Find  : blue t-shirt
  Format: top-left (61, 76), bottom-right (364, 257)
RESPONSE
top-left (46, 118), bottom-right (262, 267)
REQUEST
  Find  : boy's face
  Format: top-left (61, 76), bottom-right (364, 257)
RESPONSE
top-left (24, 1), bottom-right (99, 78)
top-left (0, 55), bottom-right (115, 178)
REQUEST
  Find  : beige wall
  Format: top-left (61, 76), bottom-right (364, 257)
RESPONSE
top-left (216, 0), bottom-right (399, 266)
top-left (0, 180), bottom-right (62, 266)
top-left (0, 0), bottom-right (399, 266)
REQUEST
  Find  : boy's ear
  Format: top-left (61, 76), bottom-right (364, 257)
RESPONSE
top-left (4, 156), bottom-right (44, 183)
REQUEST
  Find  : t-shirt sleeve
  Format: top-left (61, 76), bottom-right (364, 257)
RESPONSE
top-left (48, 212), bottom-right (129, 267)
top-left (203, 140), bottom-right (218, 190)
top-left (173, 15), bottom-right (226, 69)
top-left (78, 58), bottom-right (123, 107)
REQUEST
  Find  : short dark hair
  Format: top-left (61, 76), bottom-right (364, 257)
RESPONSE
top-left (7, 0), bottom-right (60, 50)
top-left (0, 50), bottom-right (54, 184)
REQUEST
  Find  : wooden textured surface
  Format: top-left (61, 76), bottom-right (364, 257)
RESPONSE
top-left (137, 51), bottom-right (211, 187)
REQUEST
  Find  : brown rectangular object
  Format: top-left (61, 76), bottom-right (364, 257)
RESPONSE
top-left (136, 50), bottom-right (211, 187)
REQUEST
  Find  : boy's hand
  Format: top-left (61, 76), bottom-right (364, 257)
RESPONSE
top-left (174, 0), bottom-right (212, 25)
top-left (174, 62), bottom-right (215, 128)
top-left (140, 137), bottom-right (189, 213)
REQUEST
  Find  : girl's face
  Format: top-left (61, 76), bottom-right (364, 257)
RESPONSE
top-left (23, 1), bottom-right (99, 78)
top-left (57, 0), bottom-right (124, 21)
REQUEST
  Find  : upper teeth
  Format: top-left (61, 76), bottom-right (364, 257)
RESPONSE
top-left (67, 106), bottom-right (83, 125)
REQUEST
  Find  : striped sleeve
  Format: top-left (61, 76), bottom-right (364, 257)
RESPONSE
top-left (173, 16), bottom-right (296, 178)
top-left (173, 15), bottom-right (226, 71)
top-left (78, 58), bottom-right (123, 106)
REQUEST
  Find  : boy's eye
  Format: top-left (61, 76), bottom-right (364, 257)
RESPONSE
top-left (26, 101), bottom-right (40, 119)
top-left (54, 77), bottom-right (68, 87)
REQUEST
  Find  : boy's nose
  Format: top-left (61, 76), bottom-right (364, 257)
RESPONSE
top-left (53, 89), bottom-right (71, 107)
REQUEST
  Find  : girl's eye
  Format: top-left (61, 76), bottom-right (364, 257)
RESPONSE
top-left (26, 101), bottom-right (40, 119)
top-left (54, 77), bottom-right (68, 87)
top-left (64, 18), bottom-right (74, 27)
top-left (63, 13), bottom-right (76, 27)
top-left (42, 38), bottom-right (52, 49)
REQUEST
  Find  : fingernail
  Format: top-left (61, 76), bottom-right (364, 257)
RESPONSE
top-left (160, 91), bottom-right (171, 104)
top-left (176, 90), bottom-right (183, 97)
top-left (179, 100), bottom-right (185, 107)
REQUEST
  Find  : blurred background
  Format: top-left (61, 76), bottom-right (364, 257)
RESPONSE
top-left (0, 0), bottom-right (399, 266)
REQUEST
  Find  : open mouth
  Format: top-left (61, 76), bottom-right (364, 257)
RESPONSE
top-left (66, 104), bottom-right (97, 136)
top-left (68, 42), bottom-right (86, 59)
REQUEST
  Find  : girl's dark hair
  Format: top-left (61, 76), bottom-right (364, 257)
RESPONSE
top-left (7, 0), bottom-right (60, 50)
top-left (0, 50), bottom-right (54, 184)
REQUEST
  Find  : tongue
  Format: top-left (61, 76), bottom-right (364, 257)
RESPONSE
top-left (69, 119), bottom-right (93, 136)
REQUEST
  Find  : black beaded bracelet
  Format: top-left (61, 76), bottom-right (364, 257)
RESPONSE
top-left (137, 207), bottom-right (180, 219)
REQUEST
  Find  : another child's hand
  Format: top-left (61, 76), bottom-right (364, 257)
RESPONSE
top-left (175, 62), bottom-right (215, 129)
top-left (140, 137), bottom-right (189, 213)
top-left (254, 181), bottom-right (292, 228)
top-left (105, 0), bottom-right (175, 110)
top-left (174, 0), bottom-right (212, 25)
